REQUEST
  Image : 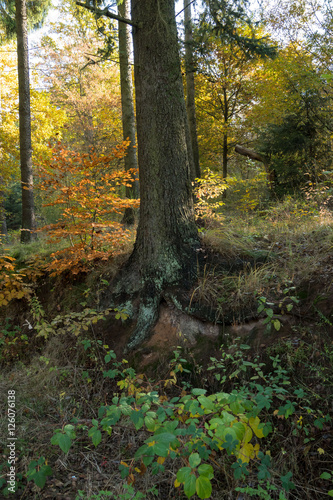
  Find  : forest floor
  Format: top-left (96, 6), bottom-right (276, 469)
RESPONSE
top-left (1, 202), bottom-right (333, 499)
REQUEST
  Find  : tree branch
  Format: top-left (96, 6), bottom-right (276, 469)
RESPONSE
top-left (76, 1), bottom-right (138, 28)
top-left (235, 144), bottom-right (267, 165)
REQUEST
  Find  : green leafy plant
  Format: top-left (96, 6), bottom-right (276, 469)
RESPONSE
top-left (75, 484), bottom-right (158, 499)
top-left (29, 295), bottom-right (112, 339)
top-left (0, 319), bottom-right (27, 362)
top-left (26, 456), bottom-right (52, 489)
top-left (175, 453), bottom-right (214, 499)
top-left (257, 296), bottom-right (282, 332)
top-left (51, 424), bottom-right (76, 454)
top-left (257, 287), bottom-right (299, 333)
top-left (320, 471), bottom-right (333, 497)
top-left (48, 343), bottom-right (314, 499)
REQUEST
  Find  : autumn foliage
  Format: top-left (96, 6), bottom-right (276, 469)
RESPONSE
top-left (37, 141), bottom-right (139, 276)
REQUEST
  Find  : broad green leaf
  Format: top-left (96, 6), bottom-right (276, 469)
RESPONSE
top-left (130, 410), bottom-right (144, 430)
top-left (58, 434), bottom-right (72, 453)
top-left (177, 467), bottom-right (192, 483)
top-left (230, 422), bottom-right (246, 441)
top-left (145, 415), bottom-right (158, 432)
top-left (320, 472), bottom-right (332, 480)
top-left (192, 388), bottom-right (207, 396)
top-left (196, 475), bottom-right (212, 499)
top-left (88, 427), bottom-right (102, 447)
top-left (154, 431), bottom-right (177, 444)
top-left (184, 473), bottom-right (196, 498)
top-left (266, 308), bottom-right (274, 318)
top-left (198, 395), bottom-right (215, 411)
top-left (30, 467), bottom-right (52, 488)
top-left (151, 441), bottom-right (169, 457)
top-left (197, 464), bottom-right (214, 479)
top-left (189, 453), bottom-right (201, 468)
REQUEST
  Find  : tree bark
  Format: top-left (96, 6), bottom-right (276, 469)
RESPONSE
top-left (235, 144), bottom-right (267, 165)
top-left (120, 0), bottom-right (200, 350)
top-left (184, 0), bottom-right (200, 180)
top-left (222, 132), bottom-right (228, 178)
top-left (15, 0), bottom-right (36, 242)
top-left (118, 0), bottom-right (139, 225)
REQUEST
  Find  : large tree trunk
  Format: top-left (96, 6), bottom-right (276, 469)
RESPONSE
top-left (119, 0), bottom-right (200, 350)
top-left (15, 0), bottom-right (36, 243)
top-left (184, 0), bottom-right (200, 180)
top-left (118, 0), bottom-right (139, 225)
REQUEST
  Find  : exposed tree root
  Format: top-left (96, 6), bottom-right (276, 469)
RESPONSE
top-left (125, 284), bottom-right (161, 352)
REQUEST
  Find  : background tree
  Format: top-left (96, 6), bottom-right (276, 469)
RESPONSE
top-left (0, 39), bottom-right (65, 231)
top-left (192, 0), bottom-right (276, 178)
top-left (195, 26), bottom-right (266, 177)
top-left (118, 0), bottom-right (138, 224)
top-left (184, 0), bottom-right (200, 180)
top-left (38, 1), bottom-right (123, 154)
top-left (0, 0), bottom-right (51, 242)
top-left (250, 44), bottom-right (333, 193)
top-left (15, 0), bottom-right (36, 242)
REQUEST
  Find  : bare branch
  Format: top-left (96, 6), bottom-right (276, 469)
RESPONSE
top-left (76, 1), bottom-right (138, 28)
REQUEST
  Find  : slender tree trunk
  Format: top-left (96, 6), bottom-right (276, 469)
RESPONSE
top-left (120, 0), bottom-right (200, 350)
top-left (0, 178), bottom-right (8, 240)
top-left (0, 218), bottom-right (7, 239)
top-left (222, 86), bottom-right (229, 179)
top-left (118, 0), bottom-right (139, 225)
top-left (222, 131), bottom-right (228, 178)
top-left (15, 0), bottom-right (36, 242)
top-left (184, 0), bottom-right (200, 180)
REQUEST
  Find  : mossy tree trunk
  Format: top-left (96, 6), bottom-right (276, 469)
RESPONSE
top-left (15, 0), bottom-right (36, 242)
top-left (120, 0), bottom-right (200, 350)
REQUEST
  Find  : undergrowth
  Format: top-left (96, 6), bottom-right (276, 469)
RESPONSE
top-left (0, 313), bottom-right (332, 499)
top-left (0, 191), bottom-right (333, 498)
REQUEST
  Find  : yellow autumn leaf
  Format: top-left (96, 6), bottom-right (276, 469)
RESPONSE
top-left (157, 456), bottom-right (166, 465)
top-left (249, 417), bottom-right (265, 438)
top-left (237, 443), bottom-right (255, 463)
top-left (242, 425), bottom-right (253, 445)
top-left (174, 479), bottom-right (181, 488)
top-left (318, 448), bottom-right (325, 455)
